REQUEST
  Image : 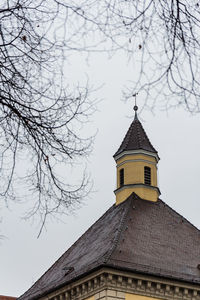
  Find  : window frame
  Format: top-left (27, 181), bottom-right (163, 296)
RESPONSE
top-left (144, 166), bottom-right (151, 185)
top-left (119, 168), bottom-right (124, 187)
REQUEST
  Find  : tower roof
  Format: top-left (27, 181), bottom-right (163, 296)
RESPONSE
top-left (19, 193), bottom-right (200, 300)
top-left (114, 116), bottom-right (158, 158)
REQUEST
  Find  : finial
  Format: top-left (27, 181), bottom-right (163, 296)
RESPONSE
top-left (133, 93), bottom-right (138, 120)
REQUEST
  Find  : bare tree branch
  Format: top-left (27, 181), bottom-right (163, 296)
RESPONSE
top-left (60, 0), bottom-right (200, 111)
top-left (1, 0), bottom-right (200, 235)
top-left (0, 0), bottom-right (97, 235)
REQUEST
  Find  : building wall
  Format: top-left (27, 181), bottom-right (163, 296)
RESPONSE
top-left (126, 294), bottom-right (160, 300)
top-left (93, 290), bottom-right (161, 300)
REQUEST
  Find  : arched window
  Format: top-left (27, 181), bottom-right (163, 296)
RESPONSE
top-left (144, 166), bottom-right (151, 185)
top-left (119, 168), bottom-right (124, 187)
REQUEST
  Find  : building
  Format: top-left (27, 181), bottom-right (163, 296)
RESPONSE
top-left (18, 107), bottom-right (200, 300)
top-left (0, 296), bottom-right (17, 300)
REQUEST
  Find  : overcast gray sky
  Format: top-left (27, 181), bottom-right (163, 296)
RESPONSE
top-left (1, 50), bottom-right (200, 297)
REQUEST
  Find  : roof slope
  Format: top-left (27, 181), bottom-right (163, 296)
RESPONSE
top-left (0, 296), bottom-right (16, 300)
top-left (19, 193), bottom-right (200, 300)
top-left (114, 117), bottom-right (157, 157)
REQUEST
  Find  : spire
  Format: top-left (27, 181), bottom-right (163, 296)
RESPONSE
top-left (133, 92), bottom-right (138, 120)
top-left (114, 112), bottom-right (158, 158)
top-left (133, 104), bottom-right (138, 120)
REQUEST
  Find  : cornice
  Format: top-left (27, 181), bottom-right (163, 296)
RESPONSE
top-left (116, 159), bottom-right (157, 168)
top-left (114, 150), bottom-right (160, 163)
top-left (42, 268), bottom-right (200, 300)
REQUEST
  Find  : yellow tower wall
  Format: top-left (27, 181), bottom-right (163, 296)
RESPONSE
top-left (115, 185), bottom-right (159, 205)
top-left (116, 154), bottom-right (157, 188)
top-left (115, 153), bottom-right (159, 204)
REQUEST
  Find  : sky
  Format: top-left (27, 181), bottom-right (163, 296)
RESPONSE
top-left (1, 49), bottom-right (200, 297)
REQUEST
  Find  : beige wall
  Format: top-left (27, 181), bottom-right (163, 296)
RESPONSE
top-left (126, 294), bottom-right (161, 300)
top-left (92, 290), bottom-right (161, 300)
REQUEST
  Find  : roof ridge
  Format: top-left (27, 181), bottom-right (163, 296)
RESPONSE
top-left (139, 120), bottom-right (156, 152)
top-left (101, 196), bottom-right (133, 264)
top-left (136, 120), bottom-right (142, 148)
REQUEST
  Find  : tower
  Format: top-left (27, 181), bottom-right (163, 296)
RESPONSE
top-left (114, 106), bottom-right (160, 204)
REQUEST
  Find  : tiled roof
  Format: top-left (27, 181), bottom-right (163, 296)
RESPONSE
top-left (114, 117), bottom-right (157, 157)
top-left (0, 296), bottom-right (16, 300)
top-left (19, 193), bottom-right (200, 300)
